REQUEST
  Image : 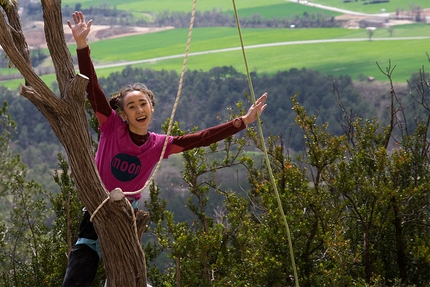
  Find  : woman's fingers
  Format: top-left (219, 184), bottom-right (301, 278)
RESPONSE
top-left (254, 92), bottom-right (268, 106)
top-left (69, 11), bottom-right (92, 29)
top-left (71, 11), bottom-right (85, 24)
top-left (256, 93), bottom-right (268, 115)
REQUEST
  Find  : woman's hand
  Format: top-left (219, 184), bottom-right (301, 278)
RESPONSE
top-left (67, 11), bottom-right (92, 49)
top-left (242, 92), bottom-right (268, 126)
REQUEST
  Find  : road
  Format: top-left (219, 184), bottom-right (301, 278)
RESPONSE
top-left (287, 0), bottom-right (391, 17)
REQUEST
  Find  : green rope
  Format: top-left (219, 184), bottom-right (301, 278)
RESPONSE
top-left (231, 1), bottom-right (299, 286)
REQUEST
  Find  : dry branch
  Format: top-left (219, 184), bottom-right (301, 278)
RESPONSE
top-left (41, 0), bottom-right (75, 94)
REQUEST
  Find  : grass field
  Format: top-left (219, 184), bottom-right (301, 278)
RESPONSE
top-left (97, 37), bottom-right (428, 83)
top-left (1, 24), bottom-right (428, 89)
top-left (224, 2), bottom-right (341, 18)
top-left (1, 1), bottom-right (428, 89)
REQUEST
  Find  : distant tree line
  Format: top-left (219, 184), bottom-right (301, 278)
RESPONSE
top-left (2, 65), bottom-right (422, 171)
top-left (0, 49), bottom-right (48, 68)
top-left (20, 1), bottom-right (342, 28)
top-left (96, 65), bottom-right (373, 151)
top-left (0, 66), bottom-right (374, 189)
top-left (1, 65), bottom-right (425, 196)
top-left (0, 49), bottom-right (50, 80)
top-left (152, 10), bottom-right (341, 28)
top-left (64, 5), bottom-right (341, 28)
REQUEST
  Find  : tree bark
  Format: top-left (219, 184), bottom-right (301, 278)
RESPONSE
top-left (0, 1), bottom-right (148, 286)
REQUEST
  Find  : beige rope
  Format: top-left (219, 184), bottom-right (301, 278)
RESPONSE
top-left (90, 0), bottom-right (198, 253)
top-left (122, 0), bottom-right (198, 197)
top-left (89, 189), bottom-right (141, 251)
top-left (126, 198), bottom-right (141, 245)
top-left (90, 189), bottom-right (145, 275)
top-left (90, 195), bottom-right (110, 222)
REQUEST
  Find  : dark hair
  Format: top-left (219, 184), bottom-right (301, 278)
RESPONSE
top-left (108, 83), bottom-right (155, 111)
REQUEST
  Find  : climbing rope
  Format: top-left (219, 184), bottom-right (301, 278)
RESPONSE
top-left (91, 4), bottom-right (197, 286)
top-left (90, 195), bottom-right (110, 222)
top-left (91, 3), bottom-right (299, 285)
top-left (231, 1), bottom-right (299, 286)
top-left (90, 0), bottom-right (198, 223)
top-left (122, 0), bottom-right (198, 197)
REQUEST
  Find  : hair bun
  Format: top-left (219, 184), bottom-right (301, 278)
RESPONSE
top-left (108, 94), bottom-right (121, 111)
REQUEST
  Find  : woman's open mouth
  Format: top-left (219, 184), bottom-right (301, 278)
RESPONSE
top-left (136, 116), bottom-right (147, 122)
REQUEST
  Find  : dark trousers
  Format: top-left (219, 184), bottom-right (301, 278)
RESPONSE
top-left (63, 211), bottom-right (99, 287)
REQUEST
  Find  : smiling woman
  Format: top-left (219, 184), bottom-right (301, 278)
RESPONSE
top-left (63, 11), bottom-right (268, 286)
top-left (109, 84), bottom-right (155, 135)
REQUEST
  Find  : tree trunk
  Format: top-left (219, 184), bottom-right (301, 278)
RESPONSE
top-left (0, 1), bottom-right (148, 286)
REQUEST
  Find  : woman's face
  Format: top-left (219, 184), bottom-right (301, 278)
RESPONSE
top-left (121, 90), bottom-right (154, 135)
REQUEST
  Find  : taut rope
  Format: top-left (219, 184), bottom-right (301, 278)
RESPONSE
top-left (231, 0), bottom-right (299, 285)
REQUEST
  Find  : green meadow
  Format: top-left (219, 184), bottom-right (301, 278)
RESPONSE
top-left (1, 1), bottom-right (428, 89)
top-left (1, 24), bottom-right (428, 89)
top-left (223, 2), bottom-right (341, 18)
top-left (82, 25), bottom-right (428, 82)
top-left (86, 27), bottom-right (430, 82)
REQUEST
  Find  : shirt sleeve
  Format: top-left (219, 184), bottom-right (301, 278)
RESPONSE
top-left (77, 46), bottom-right (112, 126)
top-left (168, 118), bottom-right (246, 155)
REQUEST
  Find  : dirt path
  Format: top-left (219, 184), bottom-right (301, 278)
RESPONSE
top-left (23, 22), bottom-right (173, 48)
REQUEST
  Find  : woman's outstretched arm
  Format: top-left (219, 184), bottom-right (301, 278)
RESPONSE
top-left (68, 11), bottom-right (112, 126)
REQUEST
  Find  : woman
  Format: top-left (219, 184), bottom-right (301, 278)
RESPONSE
top-left (63, 11), bottom-right (268, 286)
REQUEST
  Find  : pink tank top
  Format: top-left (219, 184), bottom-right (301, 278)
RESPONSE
top-left (95, 111), bottom-right (173, 200)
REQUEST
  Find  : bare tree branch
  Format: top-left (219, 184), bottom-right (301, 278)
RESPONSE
top-left (41, 0), bottom-right (75, 95)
